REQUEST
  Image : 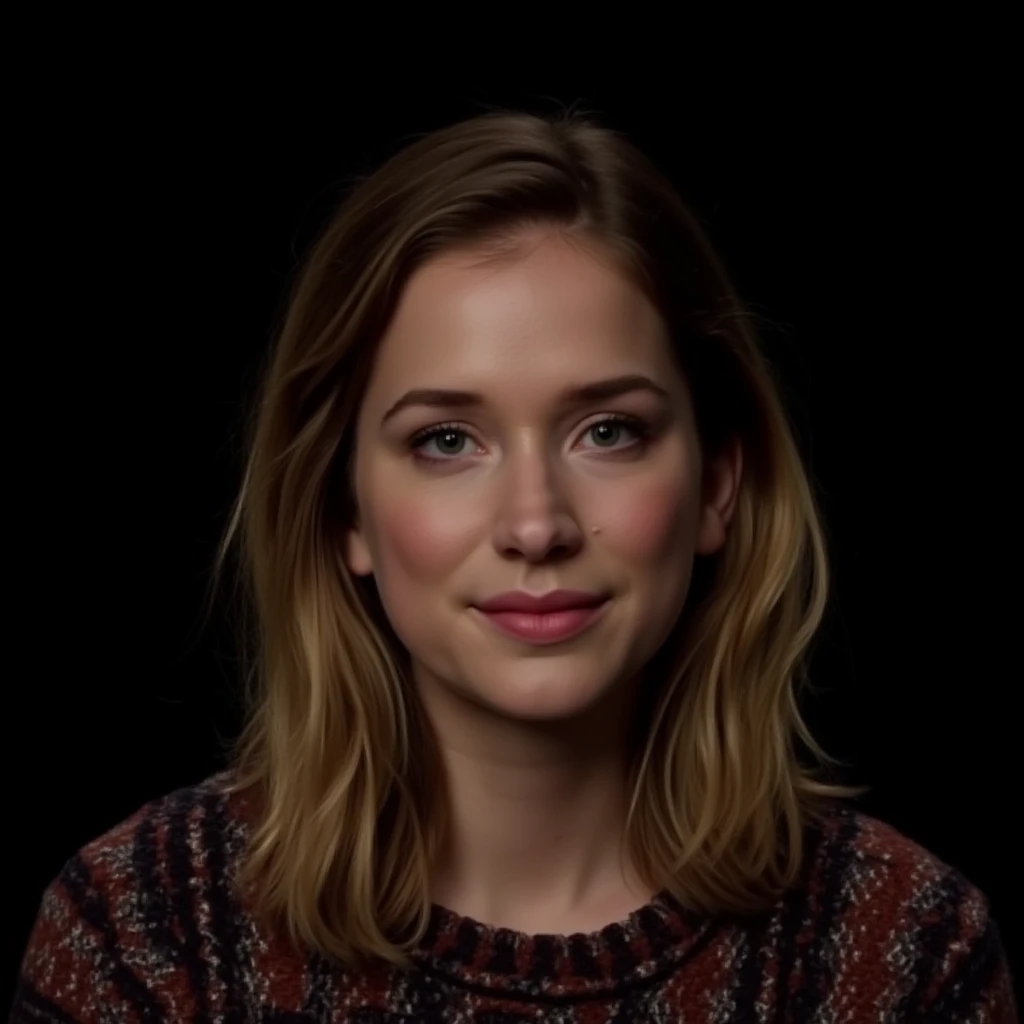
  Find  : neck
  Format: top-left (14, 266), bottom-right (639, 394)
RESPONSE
top-left (420, 684), bottom-right (654, 931)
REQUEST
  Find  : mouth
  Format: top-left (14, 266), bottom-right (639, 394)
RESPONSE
top-left (472, 598), bottom-right (611, 646)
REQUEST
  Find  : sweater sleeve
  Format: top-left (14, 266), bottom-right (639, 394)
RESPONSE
top-left (902, 873), bottom-right (1019, 1023)
top-left (9, 855), bottom-right (169, 1024)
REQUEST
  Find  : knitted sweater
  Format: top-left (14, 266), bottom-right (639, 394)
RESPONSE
top-left (11, 770), bottom-right (1019, 1023)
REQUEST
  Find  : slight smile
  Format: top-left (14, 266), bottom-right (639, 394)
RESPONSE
top-left (471, 599), bottom-right (611, 646)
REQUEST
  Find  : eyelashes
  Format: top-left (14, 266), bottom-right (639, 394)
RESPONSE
top-left (406, 414), bottom-right (654, 465)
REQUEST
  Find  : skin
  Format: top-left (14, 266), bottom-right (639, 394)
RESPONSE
top-left (345, 227), bottom-right (742, 934)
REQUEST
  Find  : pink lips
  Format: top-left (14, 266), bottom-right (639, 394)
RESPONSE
top-left (472, 590), bottom-right (610, 644)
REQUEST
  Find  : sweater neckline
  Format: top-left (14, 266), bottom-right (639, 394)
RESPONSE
top-left (213, 772), bottom-right (721, 999)
top-left (406, 887), bottom-right (717, 1000)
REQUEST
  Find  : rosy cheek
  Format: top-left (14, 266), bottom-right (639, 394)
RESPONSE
top-left (597, 477), bottom-right (696, 561)
top-left (377, 497), bottom-right (478, 582)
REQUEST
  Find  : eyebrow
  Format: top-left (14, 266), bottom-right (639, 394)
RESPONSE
top-left (380, 374), bottom-right (673, 426)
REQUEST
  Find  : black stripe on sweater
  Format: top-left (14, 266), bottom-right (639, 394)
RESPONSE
top-left (790, 807), bottom-right (861, 1020)
top-left (301, 951), bottom-right (336, 1019)
top-left (484, 927), bottom-right (519, 975)
top-left (165, 787), bottom-right (213, 1023)
top-left (61, 853), bottom-right (168, 1021)
top-left (132, 808), bottom-right (185, 964)
top-left (524, 935), bottom-right (557, 985)
top-left (915, 896), bottom-right (1005, 1020)
top-left (772, 807), bottom-right (839, 1023)
top-left (199, 788), bottom-right (248, 1023)
top-left (731, 915), bottom-right (770, 1023)
top-left (603, 922), bottom-right (641, 989)
top-left (890, 869), bottom-right (968, 1018)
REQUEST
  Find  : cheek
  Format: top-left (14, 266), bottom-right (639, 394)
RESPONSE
top-left (361, 494), bottom-right (480, 655)
top-left (598, 475), bottom-right (696, 562)
top-left (375, 496), bottom-right (478, 582)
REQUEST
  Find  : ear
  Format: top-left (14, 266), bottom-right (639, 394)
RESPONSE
top-left (694, 436), bottom-right (743, 556)
top-left (344, 521), bottom-right (375, 577)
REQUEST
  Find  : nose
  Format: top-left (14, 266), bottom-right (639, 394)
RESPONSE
top-left (492, 442), bottom-right (584, 563)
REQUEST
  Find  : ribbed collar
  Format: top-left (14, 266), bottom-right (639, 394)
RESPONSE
top-left (406, 888), bottom-right (720, 1000)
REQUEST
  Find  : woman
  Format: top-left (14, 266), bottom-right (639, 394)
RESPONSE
top-left (12, 109), bottom-right (1017, 1022)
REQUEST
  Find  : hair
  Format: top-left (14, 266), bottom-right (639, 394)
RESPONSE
top-left (211, 106), bottom-right (866, 971)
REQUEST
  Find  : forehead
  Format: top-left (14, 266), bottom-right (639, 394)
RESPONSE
top-left (363, 232), bottom-right (683, 410)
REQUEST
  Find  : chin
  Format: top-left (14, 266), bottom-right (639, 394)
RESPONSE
top-left (463, 667), bottom-right (624, 723)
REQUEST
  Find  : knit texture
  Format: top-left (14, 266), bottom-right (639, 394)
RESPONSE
top-left (11, 769), bottom-right (1018, 1022)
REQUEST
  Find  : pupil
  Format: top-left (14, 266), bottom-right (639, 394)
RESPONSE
top-left (594, 423), bottom-right (618, 445)
top-left (440, 431), bottom-right (462, 452)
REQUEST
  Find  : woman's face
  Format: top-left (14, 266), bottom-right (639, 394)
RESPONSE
top-left (345, 229), bottom-right (737, 725)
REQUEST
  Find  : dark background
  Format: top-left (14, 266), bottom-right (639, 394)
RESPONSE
top-left (9, 40), bottom-right (1019, 1009)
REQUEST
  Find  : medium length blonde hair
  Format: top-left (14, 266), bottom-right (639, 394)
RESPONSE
top-left (214, 108), bottom-right (864, 970)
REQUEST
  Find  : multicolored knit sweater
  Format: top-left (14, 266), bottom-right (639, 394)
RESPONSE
top-left (11, 770), bottom-right (1019, 1022)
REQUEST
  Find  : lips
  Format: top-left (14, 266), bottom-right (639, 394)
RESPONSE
top-left (473, 589), bottom-right (609, 614)
top-left (472, 597), bottom-right (611, 645)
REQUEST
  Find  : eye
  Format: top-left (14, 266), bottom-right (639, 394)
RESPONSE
top-left (578, 415), bottom-right (651, 451)
top-left (407, 422), bottom-right (476, 462)
top-left (407, 414), bottom-right (653, 465)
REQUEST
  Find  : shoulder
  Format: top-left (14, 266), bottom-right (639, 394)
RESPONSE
top-left (815, 800), bottom-right (977, 897)
top-left (795, 802), bottom-right (1018, 1022)
top-left (810, 803), bottom-right (993, 929)
top-left (62, 768), bottom-right (248, 898)
top-left (12, 769), bottom-right (251, 1023)
top-left (45, 768), bottom-right (248, 939)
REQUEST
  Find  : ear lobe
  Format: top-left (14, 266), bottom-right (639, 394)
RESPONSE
top-left (694, 509), bottom-right (728, 556)
top-left (694, 437), bottom-right (743, 557)
top-left (344, 526), bottom-right (374, 577)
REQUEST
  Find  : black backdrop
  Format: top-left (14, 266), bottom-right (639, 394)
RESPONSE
top-left (8, 45), bottom-right (1020, 1008)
